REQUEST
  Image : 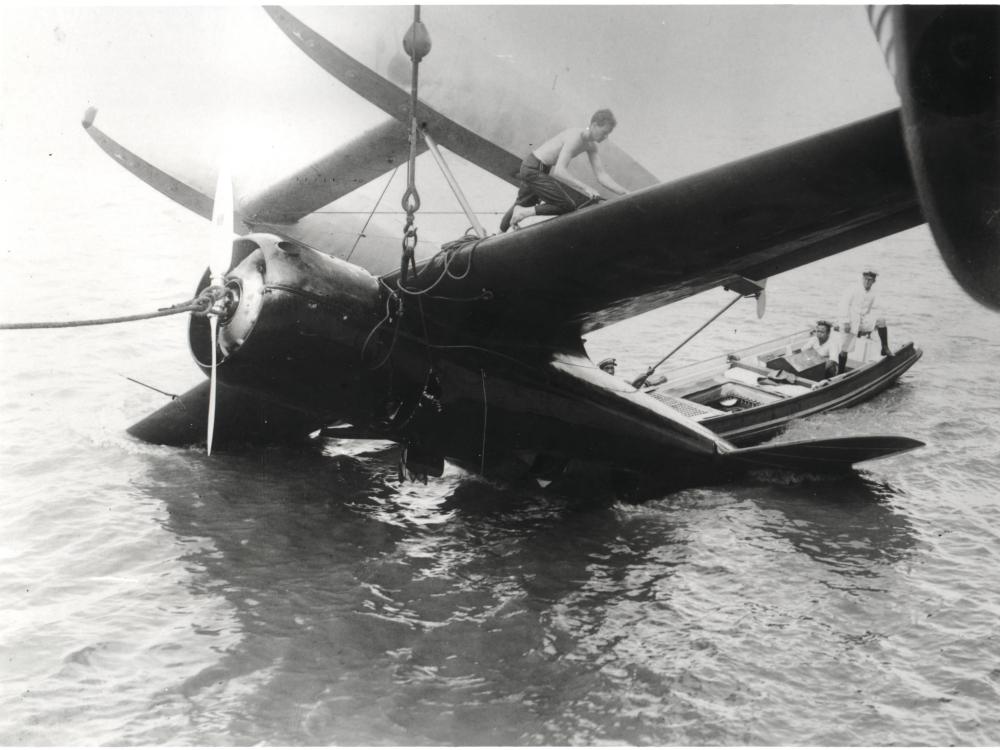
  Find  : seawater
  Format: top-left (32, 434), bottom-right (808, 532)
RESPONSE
top-left (3, 115), bottom-right (1000, 749)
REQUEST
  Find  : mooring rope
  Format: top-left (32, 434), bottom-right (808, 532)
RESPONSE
top-left (0, 288), bottom-right (223, 331)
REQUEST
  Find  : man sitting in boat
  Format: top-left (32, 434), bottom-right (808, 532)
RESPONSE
top-left (837, 267), bottom-right (892, 373)
top-left (802, 320), bottom-right (839, 377)
top-left (598, 357), bottom-right (617, 375)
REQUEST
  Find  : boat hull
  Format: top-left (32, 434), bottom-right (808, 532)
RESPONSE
top-left (704, 343), bottom-right (921, 446)
top-left (645, 335), bottom-right (922, 448)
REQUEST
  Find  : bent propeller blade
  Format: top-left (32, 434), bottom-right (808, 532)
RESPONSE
top-left (206, 159), bottom-right (233, 456)
top-left (210, 160), bottom-right (234, 285)
top-left (206, 317), bottom-right (219, 456)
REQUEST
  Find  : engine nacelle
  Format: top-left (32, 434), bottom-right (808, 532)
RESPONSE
top-left (870, 5), bottom-right (1000, 309)
top-left (189, 233), bottom-right (389, 424)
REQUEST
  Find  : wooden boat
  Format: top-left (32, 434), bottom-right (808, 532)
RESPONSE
top-left (642, 329), bottom-right (922, 447)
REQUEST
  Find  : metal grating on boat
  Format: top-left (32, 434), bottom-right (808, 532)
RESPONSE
top-left (648, 391), bottom-right (722, 420)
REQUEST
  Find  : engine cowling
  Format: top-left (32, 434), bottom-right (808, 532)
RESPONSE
top-left (870, 5), bottom-right (1000, 309)
top-left (189, 233), bottom-right (390, 425)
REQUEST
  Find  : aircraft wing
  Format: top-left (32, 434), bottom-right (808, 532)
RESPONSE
top-left (262, 5), bottom-right (923, 335)
top-left (84, 96), bottom-right (922, 340)
top-left (395, 108), bottom-right (923, 335)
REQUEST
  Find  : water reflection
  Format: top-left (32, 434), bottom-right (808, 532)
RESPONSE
top-left (133, 443), bottom-right (674, 745)
top-left (130, 439), bottom-right (925, 744)
top-left (744, 473), bottom-right (918, 578)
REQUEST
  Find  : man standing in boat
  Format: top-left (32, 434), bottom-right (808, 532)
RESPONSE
top-left (499, 109), bottom-right (630, 232)
top-left (837, 267), bottom-right (892, 374)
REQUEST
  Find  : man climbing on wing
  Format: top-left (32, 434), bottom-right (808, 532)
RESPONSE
top-left (500, 109), bottom-right (630, 232)
top-left (837, 267), bottom-right (892, 374)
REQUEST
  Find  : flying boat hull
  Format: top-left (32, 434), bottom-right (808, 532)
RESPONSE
top-left (86, 5), bottom-right (1000, 492)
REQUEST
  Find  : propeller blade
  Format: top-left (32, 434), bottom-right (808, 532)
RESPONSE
top-left (210, 161), bottom-right (234, 285)
top-left (206, 160), bottom-right (233, 455)
top-left (756, 278), bottom-right (768, 319)
top-left (207, 317), bottom-right (219, 456)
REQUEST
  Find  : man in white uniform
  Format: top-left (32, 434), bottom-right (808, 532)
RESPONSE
top-left (837, 267), bottom-right (891, 373)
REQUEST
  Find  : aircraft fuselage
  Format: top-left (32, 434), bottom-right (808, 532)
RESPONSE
top-left (195, 233), bottom-right (727, 485)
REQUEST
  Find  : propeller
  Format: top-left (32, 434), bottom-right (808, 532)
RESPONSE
top-left (206, 160), bottom-right (234, 456)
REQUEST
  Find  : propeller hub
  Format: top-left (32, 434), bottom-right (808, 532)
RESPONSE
top-left (216, 281), bottom-right (241, 325)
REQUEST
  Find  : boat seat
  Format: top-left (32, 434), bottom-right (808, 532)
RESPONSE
top-left (724, 367), bottom-right (767, 387)
top-left (767, 383), bottom-right (812, 397)
top-left (716, 382), bottom-right (784, 405)
top-left (720, 369), bottom-right (806, 401)
top-left (728, 363), bottom-right (818, 388)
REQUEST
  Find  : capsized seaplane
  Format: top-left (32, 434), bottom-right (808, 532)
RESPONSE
top-left (83, 6), bottom-right (997, 488)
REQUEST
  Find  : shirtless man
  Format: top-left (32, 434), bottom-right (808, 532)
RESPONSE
top-left (499, 109), bottom-right (629, 232)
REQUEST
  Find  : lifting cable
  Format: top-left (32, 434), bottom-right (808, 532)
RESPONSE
top-left (399, 6), bottom-right (431, 289)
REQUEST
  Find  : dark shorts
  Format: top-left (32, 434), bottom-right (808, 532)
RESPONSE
top-left (514, 154), bottom-right (580, 215)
